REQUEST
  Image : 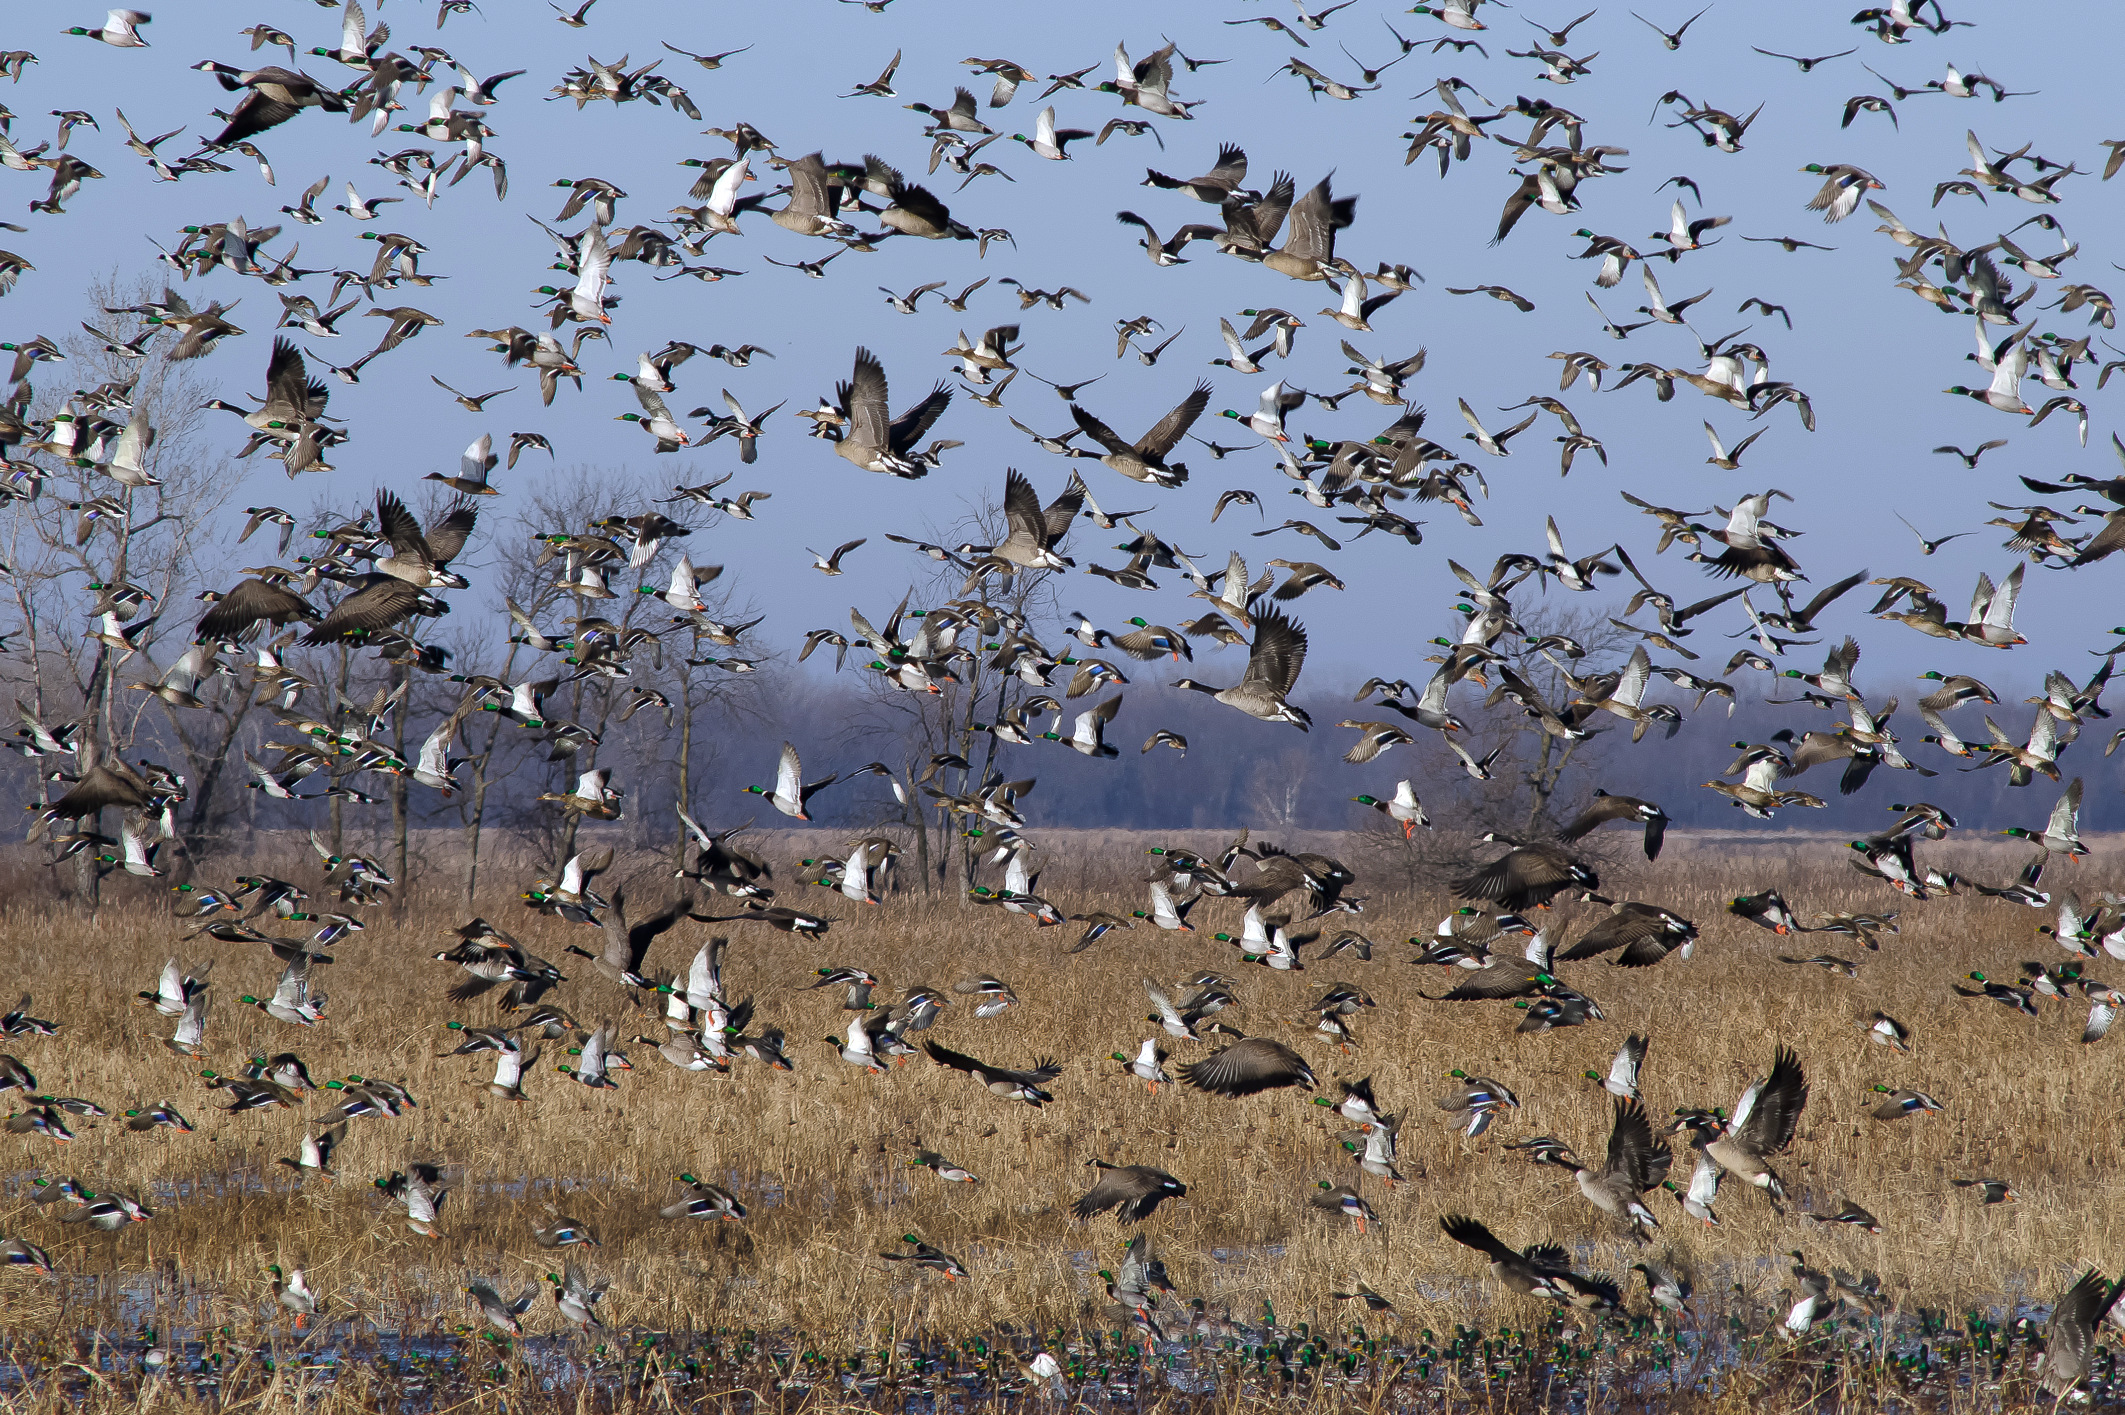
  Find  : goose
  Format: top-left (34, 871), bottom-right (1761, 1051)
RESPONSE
top-left (1263, 174), bottom-right (1355, 279)
top-left (1560, 903), bottom-right (1697, 967)
top-left (1704, 1045), bottom-right (1808, 1204)
top-left (1453, 838), bottom-right (1596, 911)
top-left (1439, 1214), bottom-right (1619, 1309)
top-left (833, 347), bottom-right (953, 477)
top-left (1426, 926), bottom-right (1559, 1000)
top-left (1557, 790), bottom-right (1666, 859)
top-left (1179, 1032), bottom-right (1315, 1096)
top-left (1523, 1099), bottom-right (1673, 1242)
top-left (2036, 1268), bottom-right (2123, 1398)
top-left (880, 176), bottom-right (976, 241)
top-left (1074, 1161), bottom-right (1187, 1222)
top-left (923, 1039), bottom-right (1061, 1106)
top-left (1143, 143), bottom-right (1251, 203)
top-left (1175, 605), bottom-right (1310, 730)
top-left (1070, 383), bottom-right (1209, 487)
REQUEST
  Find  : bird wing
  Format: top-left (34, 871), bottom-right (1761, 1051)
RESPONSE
top-left (1135, 381), bottom-right (1211, 459)
top-left (1735, 1046), bottom-right (1807, 1155)
top-left (844, 348), bottom-right (893, 448)
top-left (1245, 606), bottom-right (1308, 694)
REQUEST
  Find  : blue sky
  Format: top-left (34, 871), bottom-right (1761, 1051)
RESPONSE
top-left (6, 0), bottom-right (2121, 705)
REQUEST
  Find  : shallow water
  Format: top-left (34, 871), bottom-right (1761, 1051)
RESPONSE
top-left (3, 1285), bottom-right (2115, 1413)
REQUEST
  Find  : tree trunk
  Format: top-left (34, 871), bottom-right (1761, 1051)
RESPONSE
top-left (329, 646), bottom-right (351, 856)
top-left (389, 662), bottom-right (410, 921)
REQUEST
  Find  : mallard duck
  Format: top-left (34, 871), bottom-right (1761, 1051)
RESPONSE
top-left (1867, 1085), bottom-right (1942, 1120)
top-left (741, 741), bottom-right (836, 820)
top-left (1096, 41), bottom-right (1198, 118)
top-left (909, 1150), bottom-right (979, 1183)
top-left (467, 1280), bottom-right (536, 1337)
top-left (1586, 1035), bottom-right (1649, 1099)
top-left (1351, 780), bottom-right (1427, 837)
top-left (532, 1204), bottom-right (599, 1248)
top-left (1951, 1177), bottom-right (2017, 1205)
top-left (1310, 1181), bottom-right (1377, 1233)
top-left (1220, 381), bottom-right (1303, 441)
top-left (554, 1020), bottom-right (620, 1088)
top-left (1666, 1150), bottom-right (1722, 1227)
top-left (1800, 163), bottom-right (1884, 223)
top-left (1110, 1039), bottom-right (1170, 1093)
top-left (64, 1191), bottom-right (153, 1230)
top-left (0, 1236), bottom-right (53, 1272)
top-left (1009, 106), bottom-right (1091, 160)
top-left (881, 1234), bottom-right (967, 1280)
top-left (2002, 777), bottom-right (2084, 859)
top-left (200, 1070), bottom-right (299, 1113)
top-left (267, 1265), bottom-right (318, 1324)
top-left (1074, 1161), bottom-right (1187, 1222)
top-left (1861, 1012), bottom-right (1911, 1052)
top-left (1954, 971), bottom-right (2037, 1014)
top-left (1705, 1046), bottom-right (1808, 1204)
top-left (65, 10), bottom-right (151, 47)
top-left (1727, 889), bottom-right (1801, 935)
top-left (276, 1122), bottom-right (345, 1180)
top-left (549, 1260), bottom-right (607, 1331)
top-left (661, 1174), bottom-right (746, 1221)
top-left (1434, 1070), bottom-right (1519, 1137)
top-left (1041, 695), bottom-right (1122, 758)
top-left (123, 1100), bottom-right (194, 1133)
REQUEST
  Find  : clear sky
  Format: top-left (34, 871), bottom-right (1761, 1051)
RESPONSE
top-left (5, 0), bottom-right (2121, 713)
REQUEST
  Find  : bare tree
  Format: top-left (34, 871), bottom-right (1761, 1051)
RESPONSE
top-left (0, 276), bottom-right (243, 899)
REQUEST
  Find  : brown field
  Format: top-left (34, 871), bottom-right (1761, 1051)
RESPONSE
top-left (0, 831), bottom-right (2121, 1411)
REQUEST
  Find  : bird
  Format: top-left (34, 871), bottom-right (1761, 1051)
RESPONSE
top-left (1073, 1161), bottom-right (1187, 1222)
top-left (1705, 1046), bottom-right (1809, 1204)
top-left (741, 743), bottom-right (837, 820)
top-left (1179, 1033), bottom-right (1315, 1096)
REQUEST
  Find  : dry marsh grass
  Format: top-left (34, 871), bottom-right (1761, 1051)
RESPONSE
top-left (0, 833), bottom-right (2121, 1410)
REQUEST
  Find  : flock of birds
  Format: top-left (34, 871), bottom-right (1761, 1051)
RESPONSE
top-left (1, 0), bottom-right (2124, 1396)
